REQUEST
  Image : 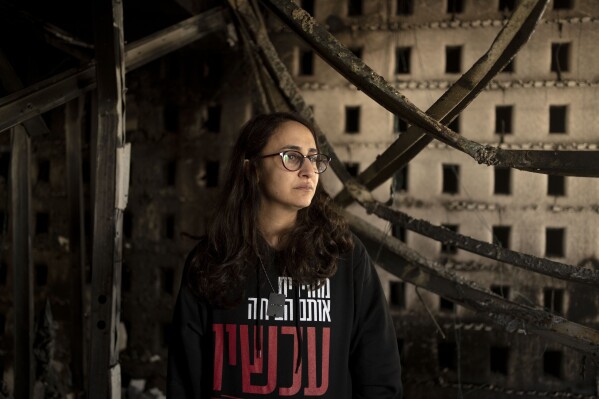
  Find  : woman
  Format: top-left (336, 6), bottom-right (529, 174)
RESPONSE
top-left (167, 112), bottom-right (402, 398)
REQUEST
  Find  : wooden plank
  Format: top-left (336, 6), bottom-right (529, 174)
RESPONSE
top-left (125, 7), bottom-right (227, 70)
top-left (11, 124), bottom-right (33, 399)
top-left (88, 0), bottom-right (126, 396)
top-left (65, 97), bottom-right (86, 394)
top-left (346, 211), bottom-right (599, 355)
top-left (0, 48), bottom-right (51, 137)
top-left (0, 7), bottom-right (227, 134)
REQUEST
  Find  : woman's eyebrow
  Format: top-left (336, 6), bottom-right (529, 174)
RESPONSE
top-left (279, 145), bottom-right (319, 153)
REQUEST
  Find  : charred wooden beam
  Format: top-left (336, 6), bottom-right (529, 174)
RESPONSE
top-left (65, 97), bottom-right (87, 394)
top-left (361, 195), bottom-right (599, 287)
top-left (11, 125), bottom-right (34, 399)
top-left (229, 0), bottom-right (354, 184)
top-left (334, 0), bottom-right (549, 206)
top-left (0, 7), bottom-right (227, 134)
top-left (0, 49), bottom-right (50, 137)
top-left (125, 7), bottom-right (227, 70)
top-left (261, 0), bottom-right (599, 177)
top-left (89, 0), bottom-right (127, 396)
top-left (346, 211), bottom-right (599, 355)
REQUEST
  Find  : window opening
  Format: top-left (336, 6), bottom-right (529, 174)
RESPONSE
top-left (395, 47), bottom-right (411, 74)
top-left (35, 262), bottom-right (48, 286)
top-left (441, 224), bottom-right (458, 254)
top-left (162, 322), bottom-right (172, 348)
top-left (438, 342), bottom-right (457, 370)
top-left (547, 175), bottom-right (565, 196)
top-left (37, 159), bottom-right (50, 183)
top-left (440, 297), bottom-right (455, 312)
top-left (206, 105), bottom-right (222, 133)
top-left (299, 50), bottom-right (314, 76)
top-left (501, 58), bottom-right (515, 73)
top-left (491, 284), bottom-right (510, 299)
top-left (165, 214), bottom-right (175, 239)
top-left (205, 161), bottom-right (220, 188)
top-left (397, 338), bottom-right (404, 358)
top-left (162, 268), bottom-right (175, 294)
top-left (345, 106), bottom-right (360, 133)
top-left (0, 152), bottom-right (9, 180)
top-left (123, 212), bottom-right (133, 239)
top-left (396, 0), bottom-right (414, 15)
top-left (348, 0), bottom-right (362, 16)
top-left (545, 228), bottom-right (565, 257)
top-left (166, 160), bottom-right (177, 187)
top-left (392, 224), bottom-right (406, 242)
top-left (301, 0), bottom-right (315, 15)
top-left (492, 226), bottom-right (511, 249)
top-left (442, 164), bottom-right (459, 194)
top-left (490, 346), bottom-right (509, 375)
top-left (543, 351), bottom-right (562, 379)
top-left (350, 47), bottom-right (363, 59)
top-left (389, 281), bottom-right (406, 308)
top-left (445, 46), bottom-right (462, 73)
top-left (122, 263), bottom-right (131, 292)
top-left (494, 167), bottom-right (511, 195)
top-left (0, 262), bottom-right (6, 285)
top-left (393, 114), bottom-right (408, 134)
top-left (495, 105), bottom-right (513, 135)
top-left (499, 0), bottom-right (516, 11)
top-left (447, 0), bottom-right (464, 13)
top-left (393, 165), bottom-right (408, 192)
top-left (36, 212), bottom-right (50, 235)
top-left (544, 288), bottom-right (564, 315)
top-left (448, 115), bottom-right (460, 133)
top-left (163, 103), bottom-right (179, 132)
top-left (553, 0), bottom-right (572, 10)
top-left (344, 162), bottom-right (360, 177)
top-left (551, 42), bottom-right (570, 75)
top-left (549, 105), bottom-right (567, 134)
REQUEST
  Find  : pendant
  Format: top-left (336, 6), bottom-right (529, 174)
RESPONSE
top-left (267, 292), bottom-right (286, 318)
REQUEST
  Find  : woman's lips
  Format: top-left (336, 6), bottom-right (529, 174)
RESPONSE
top-left (294, 185), bottom-right (314, 191)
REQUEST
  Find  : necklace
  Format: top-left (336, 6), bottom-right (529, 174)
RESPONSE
top-left (258, 256), bottom-right (286, 318)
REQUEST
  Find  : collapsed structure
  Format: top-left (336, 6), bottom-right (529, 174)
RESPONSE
top-left (0, 0), bottom-right (597, 397)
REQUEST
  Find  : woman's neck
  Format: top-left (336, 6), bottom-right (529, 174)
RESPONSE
top-left (258, 206), bottom-right (297, 249)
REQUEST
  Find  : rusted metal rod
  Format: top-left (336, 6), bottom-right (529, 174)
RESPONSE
top-left (260, 0), bottom-right (599, 178)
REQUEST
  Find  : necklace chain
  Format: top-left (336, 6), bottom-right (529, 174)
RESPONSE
top-left (258, 255), bottom-right (277, 294)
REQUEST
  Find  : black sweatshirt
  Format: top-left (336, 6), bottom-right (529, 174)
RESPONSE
top-left (167, 235), bottom-right (402, 398)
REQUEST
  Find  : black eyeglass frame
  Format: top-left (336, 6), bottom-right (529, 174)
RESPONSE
top-left (258, 150), bottom-right (331, 174)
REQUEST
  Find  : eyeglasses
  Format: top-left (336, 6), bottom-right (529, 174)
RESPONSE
top-left (259, 150), bottom-right (331, 174)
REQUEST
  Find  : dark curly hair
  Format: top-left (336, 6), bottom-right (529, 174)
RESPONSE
top-left (188, 112), bottom-right (353, 307)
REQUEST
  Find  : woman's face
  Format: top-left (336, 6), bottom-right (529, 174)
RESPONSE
top-left (256, 120), bottom-right (319, 215)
